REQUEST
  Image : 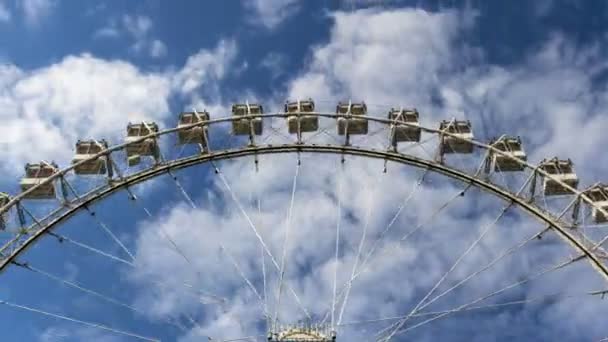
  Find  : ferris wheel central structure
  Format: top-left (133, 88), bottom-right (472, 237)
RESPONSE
top-left (1, 101), bottom-right (608, 340)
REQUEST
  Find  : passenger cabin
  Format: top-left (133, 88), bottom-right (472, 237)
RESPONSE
top-left (539, 158), bottom-right (578, 196)
top-left (584, 184), bottom-right (608, 223)
top-left (125, 122), bottom-right (159, 166)
top-left (0, 192), bottom-right (8, 230)
top-left (72, 140), bottom-right (108, 175)
top-left (337, 101), bottom-right (368, 135)
top-left (491, 136), bottom-right (527, 172)
top-left (285, 99), bottom-right (318, 134)
top-left (388, 108), bottom-right (421, 143)
top-left (439, 120), bottom-right (474, 154)
top-left (177, 111), bottom-right (209, 146)
top-left (0, 193), bottom-right (8, 208)
top-left (20, 162), bottom-right (58, 199)
top-left (231, 103), bottom-right (263, 136)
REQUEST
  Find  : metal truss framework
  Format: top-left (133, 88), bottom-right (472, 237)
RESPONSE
top-left (1, 112), bottom-right (607, 284)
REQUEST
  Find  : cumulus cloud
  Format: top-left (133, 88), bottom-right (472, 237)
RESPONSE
top-left (0, 1), bottom-right (10, 23)
top-left (0, 39), bottom-right (238, 177)
top-left (259, 52), bottom-right (287, 80)
top-left (39, 326), bottom-right (125, 341)
top-left (0, 54), bottom-right (171, 174)
top-left (287, 8), bottom-right (608, 184)
top-left (95, 15), bottom-right (168, 59)
top-left (122, 14), bottom-right (152, 40)
top-left (0, 0), bottom-right (53, 26)
top-left (20, 0), bottom-right (53, 26)
top-left (244, 0), bottom-right (300, 30)
top-left (149, 39), bottom-right (168, 59)
top-left (173, 40), bottom-right (238, 97)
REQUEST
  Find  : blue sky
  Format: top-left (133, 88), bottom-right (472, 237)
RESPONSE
top-left (1, 0), bottom-right (608, 341)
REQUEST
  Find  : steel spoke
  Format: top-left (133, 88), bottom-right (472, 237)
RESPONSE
top-left (274, 162), bottom-right (300, 329)
top-left (337, 169), bottom-right (384, 326)
top-left (331, 162), bottom-right (344, 329)
top-left (12, 260), bottom-right (184, 330)
top-left (337, 288), bottom-right (608, 328)
top-left (0, 299), bottom-right (161, 342)
top-left (381, 256), bottom-right (582, 339)
top-left (212, 161), bottom-right (312, 321)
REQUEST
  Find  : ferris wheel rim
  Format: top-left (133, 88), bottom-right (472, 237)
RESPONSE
top-left (1, 142), bottom-right (607, 283)
top-left (1, 112), bottom-right (605, 219)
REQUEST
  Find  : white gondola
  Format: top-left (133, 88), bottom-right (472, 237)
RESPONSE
top-left (337, 101), bottom-right (368, 135)
top-left (439, 120), bottom-right (474, 154)
top-left (177, 111), bottom-right (209, 146)
top-left (585, 184), bottom-right (608, 223)
top-left (285, 99), bottom-right (318, 134)
top-left (539, 158), bottom-right (578, 196)
top-left (388, 108), bottom-right (421, 144)
top-left (0, 193), bottom-right (8, 208)
top-left (232, 103), bottom-right (263, 136)
top-left (72, 140), bottom-right (109, 175)
top-left (491, 136), bottom-right (527, 172)
top-left (20, 162), bottom-right (58, 199)
top-left (125, 122), bottom-right (159, 166)
top-left (0, 192), bottom-right (9, 230)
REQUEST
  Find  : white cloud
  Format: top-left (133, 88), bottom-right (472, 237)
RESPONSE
top-left (244, 0), bottom-right (300, 30)
top-left (93, 17), bottom-right (121, 39)
top-left (149, 39), bottom-right (168, 58)
top-left (288, 8), bottom-right (475, 107)
top-left (21, 0), bottom-right (53, 26)
top-left (0, 54), bottom-right (171, 174)
top-left (95, 15), bottom-right (168, 59)
top-left (122, 14), bottom-right (152, 39)
top-left (259, 52), bottom-right (287, 80)
top-left (39, 326), bottom-right (125, 342)
top-left (286, 8), bottom-right (608, 184)
top-left (173, 40), bottom-right (238, 97)
top-left (0, 39), bottom-right (237, 177)
top-left (0, 1), bottom-right (10, 23)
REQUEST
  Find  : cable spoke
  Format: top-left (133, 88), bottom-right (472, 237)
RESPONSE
top-left (274, 162), bottom-right (300, 329)
top-left (337, 288), bottom-right (608, 328)
top-left (212, 161), bottom-right (312, 321)
top-left (47, 230), bottom-right (224, 305)
top-left (163, 166), bottom-right (273, 322)
top-left (46, 231), bottom-right (135, 266)
top-left (12, 260), bottom-right (184, 330)
top-left (380, 256), bottom-right (583, 339)
top-left (379, 173), bottom-right (538, 340)
top-left (302, 120), bottom-right (341, 144)
top-left (337, 169), bottom-right (384, 326)
top-left (379, 204), bottom-right (512, 340)
top-left (417, 185), bottom-right (577, 316)
top-left (331, 162), bottom-right (343, 329)
top-left (356, 168), bottom-right (429, 276)
top-left (0, 299), bottom-right (161, 342)
top-left (221, 335), bottom-right (266, 342)
top-left (61, 177), bottom-right (137, 262)
top-left (92, 217), bottom-right (136, 262)
top-left (221, 245), bottom-right (269, 319)
top-left (320, 175), bottom-right (461, 325)
top-left (256, 189), bottom-right (271, 331)
top-left (126, 168), bottom-right (229, 308)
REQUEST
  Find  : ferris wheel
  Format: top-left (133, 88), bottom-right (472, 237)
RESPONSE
top-left (0, 98), bottom-right (607, 341)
